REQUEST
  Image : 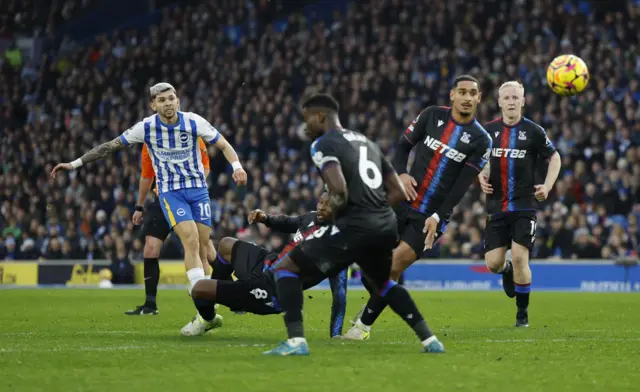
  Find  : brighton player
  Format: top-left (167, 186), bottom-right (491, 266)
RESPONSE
top-left (343, 75), bottom-right (492, 340)
top-left (479, 81), bottom-right (561, 327)
top-left (125, 138), bottom-right (215, 315)
top-left (51, 83), bottom-right (247, 333)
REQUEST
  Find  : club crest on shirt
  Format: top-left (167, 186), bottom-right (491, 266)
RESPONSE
top-left (461, 132), bottom-right (471, 144)
top-left (518, 131), bottom-right (527, 140)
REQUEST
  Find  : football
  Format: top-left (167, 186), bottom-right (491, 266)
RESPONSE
top-left (546, 54), bottom-right (590, 96)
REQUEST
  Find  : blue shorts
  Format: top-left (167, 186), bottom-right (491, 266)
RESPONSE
top-left (158, 188), bottom-right (212, 228)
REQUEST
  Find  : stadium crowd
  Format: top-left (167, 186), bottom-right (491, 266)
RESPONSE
top-left (1, 0), bottom-right (639, 265)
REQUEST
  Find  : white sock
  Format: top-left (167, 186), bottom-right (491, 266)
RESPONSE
top-left (356, 319), bottom-right (371, 332)
top-left (186, 267), bottom-right (205, 294)
top-left (287, 337), bottom-right (307, 346)
top-left (421, 335), bottom-right (437, 347)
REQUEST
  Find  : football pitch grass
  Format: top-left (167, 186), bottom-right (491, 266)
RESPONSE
top-left (1, 289), bottom-right (639, 392)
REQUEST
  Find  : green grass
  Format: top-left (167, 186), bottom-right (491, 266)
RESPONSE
top-left (1, 289), bottom-right (639, 392)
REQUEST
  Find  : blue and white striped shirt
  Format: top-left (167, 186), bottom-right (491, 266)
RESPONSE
top-left (120, 111), bottom-right (220, 194)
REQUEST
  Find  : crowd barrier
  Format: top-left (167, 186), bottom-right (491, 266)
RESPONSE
top-left (1, 259), bottom-right (638, 292)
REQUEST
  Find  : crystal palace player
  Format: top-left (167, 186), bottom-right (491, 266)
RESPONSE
top-left (343, 75), bottom-right (492, 340)
top-left (479, 81), bottom-right (561, 327)
top-left (257, 93), bottom-right (444, 356)
top-left (191, 192), bottom-right (348, 338)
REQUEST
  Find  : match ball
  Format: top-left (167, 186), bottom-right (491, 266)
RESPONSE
top-left (546, 54), bottom-right (589, 96)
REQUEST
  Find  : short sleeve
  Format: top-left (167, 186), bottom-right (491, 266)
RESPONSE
top-left (534, 126), bottom-right (556, 159)
top-left (310, 137), bottom-right (340, 171)
top-left (465, 132), bottom-right (492, 172)
top-left (191, 113), bottom-right (220, 145)
top-left (140, 145), bottom-right (155, 179)
top-left (198, 138), bottom-right (210, 169)
top-left (402, 107), bottom-right (433, 145)
top-left (119, 121), bottom-right (145, 145)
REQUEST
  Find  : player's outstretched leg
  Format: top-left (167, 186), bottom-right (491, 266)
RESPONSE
top-left (263, 255), bottom-right (309, 356)
top-left (376, 279), bottom-right (444, 353)
top-left (343, 242), bottom-right (415, 340)
top-left (511, 243), bottom-right (531, 327)
top-left (186, 279), bottom-right (224, 335)
top-left (175, 221), bottom-right (222, 336)
top-left (486, 247), bottom-right (515, 298)
top-left (125, 236), bottom-right (163, 316)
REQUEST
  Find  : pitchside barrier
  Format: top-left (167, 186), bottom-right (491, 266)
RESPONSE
top-left (0, 258), bottom-right (638, 292)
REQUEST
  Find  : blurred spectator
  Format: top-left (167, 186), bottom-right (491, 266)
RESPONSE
top-left (110, 238), bottom-right (134, 284)
top-left (571, 229), bottom-right (600, 259)
top-left (2, 236), bottom-right (19, 260)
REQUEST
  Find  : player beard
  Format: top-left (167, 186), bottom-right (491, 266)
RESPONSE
top-left (163, 108), bottom-right (177, 121)
top-left (459, 103), bottom-right (474, 117)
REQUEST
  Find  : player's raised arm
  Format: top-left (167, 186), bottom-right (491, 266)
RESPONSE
top-left (193, 114), bottom-right (246, 186)
top-left (213, 135), bottom-right (247, 185)
top-left (257, 213), bottom-right (307, 233)
top-left (51, 122), bottom-right (144, 178)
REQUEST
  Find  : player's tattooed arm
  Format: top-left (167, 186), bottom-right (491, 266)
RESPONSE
top-left (79, 137), bottom-right (129, 164)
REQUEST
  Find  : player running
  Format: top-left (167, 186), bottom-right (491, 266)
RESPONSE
top-left (51, 82), bottom-right (247, 332)
top-left (125, 138), bottom-right (216, 315)
top-left (190, 192), bottom-right (349, 338)
top-left (479, 81), bottom-right (561, 327)
top-left (248, 93), bottom-right (444, 356)
top-left (343, 75), bottom-right (492, 340)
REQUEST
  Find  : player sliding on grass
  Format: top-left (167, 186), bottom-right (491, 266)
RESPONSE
top-left (480, 81), bottom-right (561, 327)
top-left (343, 75), bottom-right (492, 340)
top-left (190, 192), bottom-right (348, 338)
top-left (51, 82), bottom-right (247, 334)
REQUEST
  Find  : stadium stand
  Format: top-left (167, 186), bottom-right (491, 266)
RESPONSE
top-left (0, 0), bottom-right (638, 264)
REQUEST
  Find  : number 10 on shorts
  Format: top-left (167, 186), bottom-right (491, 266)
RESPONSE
top-left (199, 203), bottom-right (211, 218)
